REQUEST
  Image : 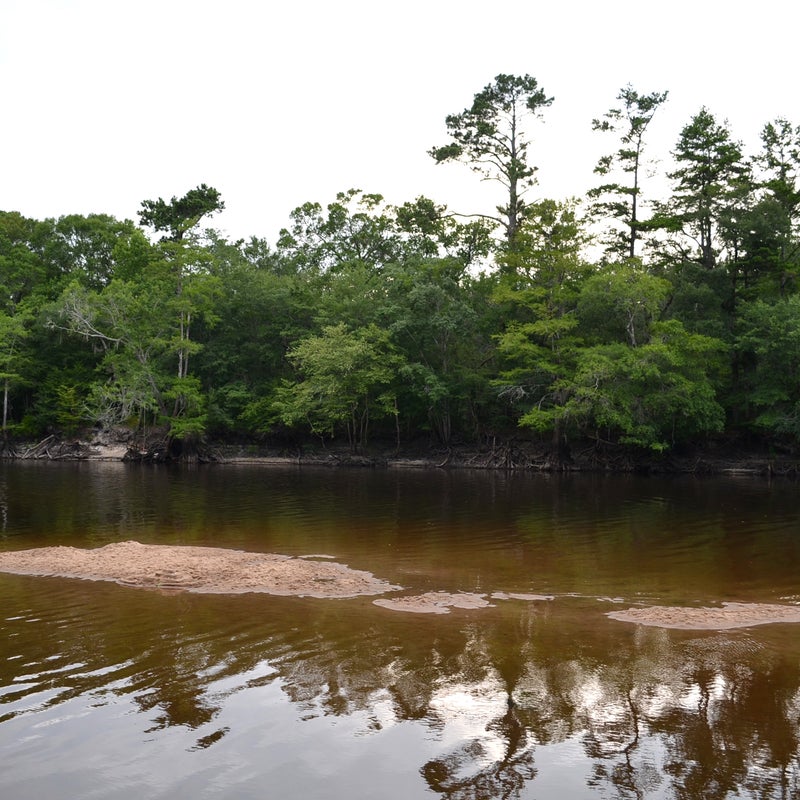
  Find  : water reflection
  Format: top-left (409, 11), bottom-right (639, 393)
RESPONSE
top-left (1, 464), bottom-right (800, 799)
top-left (1, 573), bottom-right (799, 799)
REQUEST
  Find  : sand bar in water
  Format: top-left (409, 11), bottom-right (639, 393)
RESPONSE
top-left (608, 602), bottom-right (800, 630)
top-left (0, 541), bottom-right (401, 598)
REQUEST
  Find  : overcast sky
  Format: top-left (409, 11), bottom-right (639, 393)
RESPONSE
top-left (2, 0), bottom-right (797, 244)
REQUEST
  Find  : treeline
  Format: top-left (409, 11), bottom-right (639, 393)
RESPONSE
top-left (2, 76), bottom-right (800, 458)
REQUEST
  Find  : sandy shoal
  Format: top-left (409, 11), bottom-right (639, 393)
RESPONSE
top-left (608, 602), bottom-right (800, 630)
top-left (5, 543), bottom-right (796, 629)
top-left (372, 590), bottom-right (555, 614)
top-left (0, 541), bottom-right (400, 598)
top-left (374, 591), bottom-right (493, 614)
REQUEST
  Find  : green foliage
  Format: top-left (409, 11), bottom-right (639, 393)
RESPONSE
top-left (53, 383), bottom-right (86, 435)
top-left (394, 196), bottom-right (495, 269)
top-left (537, 322), bottom-right (726, 451)
top-left (6, 91), bottom-right (800, 457)
top-left (138, 184), bottom-right (224, 242)
top-left (206, 381), bottom-right (260, 435)
top-left (661, 261), bottom-right (730, 340)
top-left (42, 214), bottom-right (142, 290)
top-left (163, 376), bottom-right (207, 438)
top-left (577, 262), bottom-right (670, 347)
top-left (759, 118), bottom-right (800, 217)
top-left (653, 108), bottom-right (751, 270)
top-left (50, 259), bottom-right (216, 439)
top-left (0, 306), bottom-right (35, 428)
top-left (383, 257), bottom-right (488, 443)
top-left (277, 190), bottom-right (402, 274)
top-left (589, 84), bottom-right (668, 260)
top-left (195, 239), bottom-right (304, 434)
top-left (430, 74), bottom-right (553, 243)
top-left (273, 324), bottom-right (402, 451)
top-left (494, 200), bottom-right (590, 442)
top-left (751, 118), bottom-right (800, 295)
top-left (737, 296), bottom-right (800, 439)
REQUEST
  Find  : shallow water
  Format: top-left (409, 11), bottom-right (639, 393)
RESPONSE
top-left (1, 462), bottom-right (799, 799)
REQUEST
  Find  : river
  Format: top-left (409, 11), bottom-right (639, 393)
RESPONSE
top-left (1, 462), bottom-right (799, 799)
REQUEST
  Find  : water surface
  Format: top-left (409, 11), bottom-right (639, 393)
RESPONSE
top-left (1, 463), bottom-right (799, 799)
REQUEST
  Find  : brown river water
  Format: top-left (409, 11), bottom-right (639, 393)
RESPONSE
top-left (1, 461), bottom-right (799, 799)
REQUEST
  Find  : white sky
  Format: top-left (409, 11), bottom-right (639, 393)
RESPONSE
top-left (1, 0), bottom-right (797, 244)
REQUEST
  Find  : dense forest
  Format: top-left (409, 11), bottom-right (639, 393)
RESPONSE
top-left (2, 75), bottom-right (800, 464)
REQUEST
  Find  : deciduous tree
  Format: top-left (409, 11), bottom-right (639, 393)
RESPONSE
top-left (137, 185), bottom-right (224, 435)
top-left (493, 200), bottom-right (591, 454)
top-left (273, 323), bottom-right (402, 452)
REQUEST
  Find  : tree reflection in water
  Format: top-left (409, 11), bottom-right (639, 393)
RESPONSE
top-left (407, 607), bottom-right (800, 800)
top-left (2, 577), bottom-right (800, 799)
top-left (422, 698), bottom-right (535, 800)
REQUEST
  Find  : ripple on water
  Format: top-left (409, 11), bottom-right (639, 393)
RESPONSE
top-left (2, 467), bottom-right (800, 799)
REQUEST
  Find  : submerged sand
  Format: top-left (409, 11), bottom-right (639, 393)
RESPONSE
top-left (608, 602), bottom-right (800, 630)
top-left (373, 591), bottom-right (493, 614)
top-left (0, 541), bottom-right (400, 598)
top-left (372, 591), bottom-right (556, 614)
top-left (3, 543), bottom-right (799, 628)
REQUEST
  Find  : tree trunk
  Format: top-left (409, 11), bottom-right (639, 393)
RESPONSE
top-left (2, 378), bottom-right (8, 435)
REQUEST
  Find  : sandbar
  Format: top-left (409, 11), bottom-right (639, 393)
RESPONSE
top-left (608, 602), bottom-right (800, 630)
top-left (0, 541), bottom-right (401, 598)
top-left (374, 591), bottom-right (493, 614)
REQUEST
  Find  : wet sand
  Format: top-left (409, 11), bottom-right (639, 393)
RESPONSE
top-left (608, 602), bottom-right (800, 630)
top-left (0, 541), bottom-right (400, 598)
top-left (374, 592), bottom-right (494, 614)
top-left (2, 543), bottom-right (800, 628)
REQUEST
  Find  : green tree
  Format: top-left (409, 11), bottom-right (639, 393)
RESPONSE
top-left (138, 184), bottom-right (224, 242)
top-left (759, 117), bottom-right (800, 218)
top-left (277, 190), bottom-right (494, 282)
top-left (0, 308), bottom-right (33, 436)
top-left (562, 321), bottom-right (726, 451)
top-left (273, 323), bottom-right (402, 452)
top-left (571, 267), bottom-right (726, 449)
top-left (655, 108), bottom-right (751, 270)
top-left (494, 200), bottom-right (591, 453)
top-left (394, 196), bottom-right (494, 269)
top-left (430, 74), bottom-right (553, 246)
top-left (0, 212), bottom-right (50, 436)
top-left (737, 296), bottom-right (800, 441)
top-left (383, 258), bottom-right (489, 445)
top-left (49, 226), bottom-right (216, 442)
top-left (751, 117), bottom-right (800, 295)
top-left (499, 257), bottom-right (727, 451)
top-left (52, 278), bottom-right (171, 428)
top-left (137, 185), bottom-right (224, 437)
top-left (42, 214), bottom-right (142, 290)
top-left (276, 190), bottom-right (402, 275)
top-left (194, 233), bottom-right (304, 436)
top-left (578, 262), bottom-right (671, 348)
top-left (588, 84), bottom-right (668, 260)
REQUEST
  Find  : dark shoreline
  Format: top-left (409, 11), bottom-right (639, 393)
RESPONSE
top-left (3, 432), bottom-right (799, 477)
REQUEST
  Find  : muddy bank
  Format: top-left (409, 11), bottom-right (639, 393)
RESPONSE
top-left (4, 430), bottom-right (800, 476)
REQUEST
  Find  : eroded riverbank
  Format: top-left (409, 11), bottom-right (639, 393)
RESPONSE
top-left (3, 431), bottom-right (799, 476)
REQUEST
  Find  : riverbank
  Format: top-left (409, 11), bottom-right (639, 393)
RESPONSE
top-left (2, 429), bottom-right (799, 477)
